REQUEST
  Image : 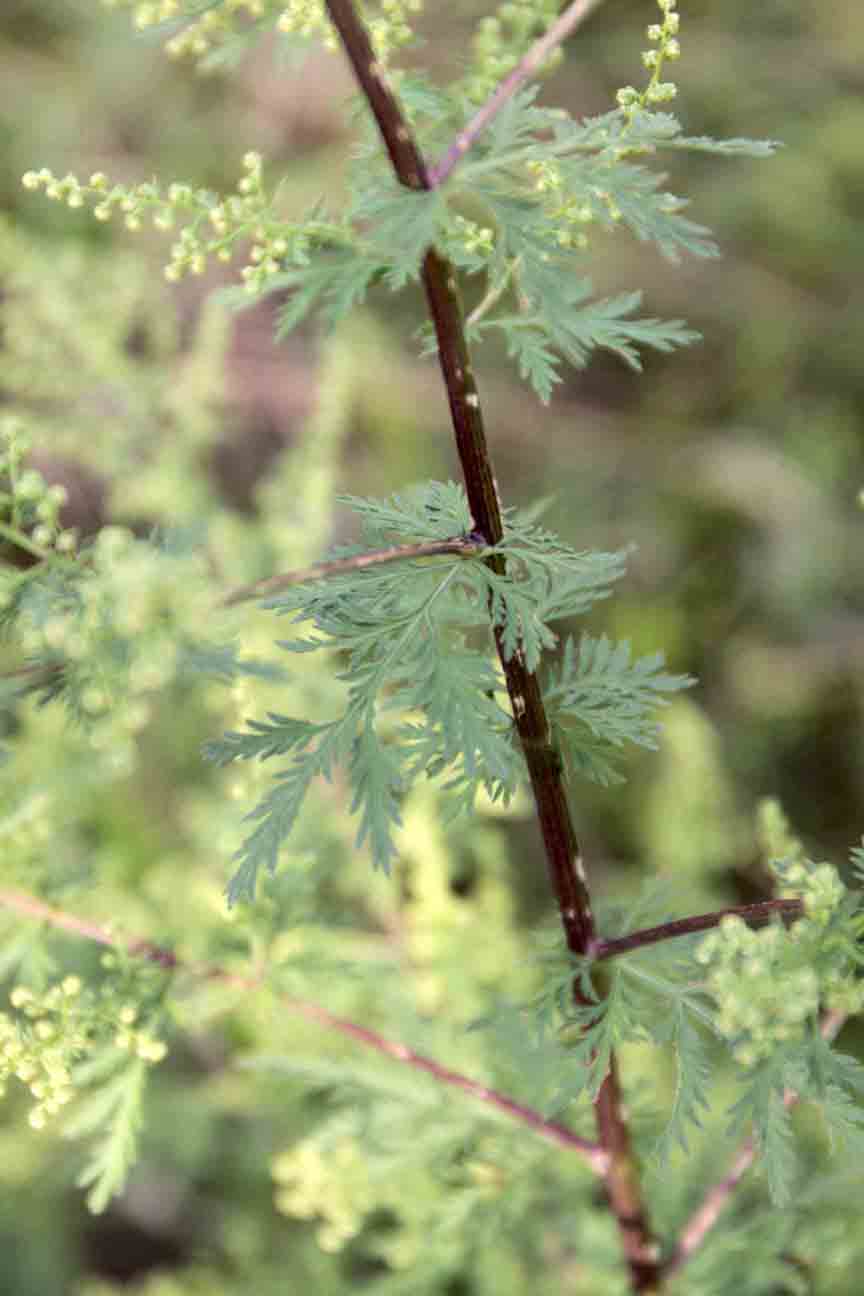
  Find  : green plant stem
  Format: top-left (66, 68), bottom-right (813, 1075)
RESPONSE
top-left (0, 887), bottom-right (608, 1171)
top-left (0, 518), bottom-right (50, 562)
top-left (591, 899), bottom-right (805, 962)
top-left (428, 0), bottom-right (604, 188)
top-left (323, 4), bottom-right (659, 1289)
top-left (220, 535), bottom-right (486, 607)
top-left (466, 255), bottom-right (522, 328)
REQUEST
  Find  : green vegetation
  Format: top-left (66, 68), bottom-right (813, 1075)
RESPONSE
top-left (1, 2), bottom-right (863, 1293)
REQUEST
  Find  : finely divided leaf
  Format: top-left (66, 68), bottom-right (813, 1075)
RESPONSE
top-left (756, 1087), bottom-right (798, 1208)
top-left (349, 723), bottom-right (402, 873)
top-left (349, 184), bottom-right (446, 290)
top-left (499, 324), bottom-right (562, 404)
top-left (545, 634), bottom-right (692, 785)
top-left (204, 714), bottom-right (320, 765)
top-left (226, 762), bottom-right (317, 906)
top-left (337, 480), bottom-right (473, 544)
top-left (211, 486), bottom-right (687, 897)
top-left (651, 1008), bottom-right (713, 1163)
top-left (548, 293), bottom-right (700, 371)
top-left (395, 636), bottom-right (521, 812)
top-left (666, 134), bottom-right (781, 158)
top-left (850, 840), bottom-right (864, 887)
top-left (66, 1056), bottom-right (147, 1214)
top-left (273, 247), bottom-right (381, 338)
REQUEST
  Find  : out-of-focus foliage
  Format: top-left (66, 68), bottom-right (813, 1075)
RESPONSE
top-left (1, 0), bottom-right (863, 1292)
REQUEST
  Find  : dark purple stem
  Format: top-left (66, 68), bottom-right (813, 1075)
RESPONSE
top-left (322, 4), bottom-right (659, 1288)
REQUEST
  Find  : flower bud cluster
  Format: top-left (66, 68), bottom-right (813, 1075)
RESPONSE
top-left (358, 0), bottom-right (424, 65)
top-left (464, 1), bottom-right (562, 104)
top-left (771, 856), bottom-right (845, 929)
top-left (101, 0), bottom-right (422, 68)
top-left (7, 524), bottom-right (213, 779)
top-left (616, 0), bottom-right (680, 118)
top-left (275, 0), bottom-right (333, 49)
top-left (524, 160), bottom-right (617, 252)
top-left (104, 0), bottom-right (278, 62)
top-left (757, 796), bottom-right (805, 862)
top-left (0, 979), bottom-right (82, 1130)
top-left (767, 854), bottom-right (864, 1016)
top-left (22, 157), bottom-right (346, 298)
top-left (111, 1001), bottom-right (168, 1063)
top-left (272, 1131), bottom-right (370, 1252)
top-left (450, 215), bottom-right (495, 257)
top-left (0, 791), bottom-right (53, 876)
top-left (0, 976), bottom-right (166, 1134)
top-left (696, 917), bottom-right (820, 1067)
top-left (0, 417), bottom-right (78, 557)
top-left (697, 839), bottom-right (864, 1064)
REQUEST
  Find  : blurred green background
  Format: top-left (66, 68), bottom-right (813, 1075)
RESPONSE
top-left (2, 0), bottom-right (863, 1290)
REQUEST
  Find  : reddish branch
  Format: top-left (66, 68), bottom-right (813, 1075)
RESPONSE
top-left (591, 899), bottom-right (804, 962)
top-left (221, 536), bottom-right (486, 607)
top-left (429, 0), bottom-right (604, 187)
top-left (0, 887), bottom-right (605, 1169)
top-left (665, 1010), bottom-right (847, 1278)
top-left (322, 2), bottom-right (657, 1287)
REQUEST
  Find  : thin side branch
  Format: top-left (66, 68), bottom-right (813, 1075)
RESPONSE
top-left (429, 0), bottom-right (604, 188)
top-left (664, 1010), bottom-right (847, 1278)
top-left (0, 887), bottom-right (607, 1172)
top-left (221, 536), bottom-right (486, 607)
top-left (591, 899), bottom-right (805, 962)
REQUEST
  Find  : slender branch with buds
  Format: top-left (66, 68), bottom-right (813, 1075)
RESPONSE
top-left (0, 887), bottom-right (606, 1170)
top-left (429, 0), bottom-right (605, 188)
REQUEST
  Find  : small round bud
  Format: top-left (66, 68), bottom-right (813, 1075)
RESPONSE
top-left (616, 86), bottom-right (639, 108)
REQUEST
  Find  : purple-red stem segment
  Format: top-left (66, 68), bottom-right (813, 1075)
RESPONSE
top-left (0, 887), bottom-right (605, 1170)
